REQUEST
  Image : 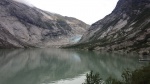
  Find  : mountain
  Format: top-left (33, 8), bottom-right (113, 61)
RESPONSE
top-left (0, 0), bottom-right (89, 48)
top-left (69, 0), bottom-right (150, 55)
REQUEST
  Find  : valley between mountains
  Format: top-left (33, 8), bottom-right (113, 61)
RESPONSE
top-left (0, 0), bottom-right (150, 55)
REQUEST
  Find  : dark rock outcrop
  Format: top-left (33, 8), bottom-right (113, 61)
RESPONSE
top-left (0, 0), bottom-right (89, 48)
top-left (71, 0), bottom-right (150, 55)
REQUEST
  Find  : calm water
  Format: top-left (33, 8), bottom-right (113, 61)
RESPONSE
top-left (0, 48), bottom-right (146, 84)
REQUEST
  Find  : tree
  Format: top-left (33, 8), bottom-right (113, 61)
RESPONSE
top-left (83, 71), bottom-right (103, 84)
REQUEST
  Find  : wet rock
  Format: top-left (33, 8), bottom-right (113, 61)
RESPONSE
top-left (139, 50), bottom-right (150, 56)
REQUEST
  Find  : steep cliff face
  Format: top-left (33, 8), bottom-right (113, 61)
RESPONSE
top-left (73, 0), bottom-right (150, 55)
top-left (0, 0), bottom-right (89, 48)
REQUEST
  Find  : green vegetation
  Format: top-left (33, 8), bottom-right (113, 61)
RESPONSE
top-left (83, 64), bottom-right (150, 84)
top-left (82, 71), bottom-right (103, 84)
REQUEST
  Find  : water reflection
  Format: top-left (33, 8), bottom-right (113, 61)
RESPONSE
top-left (0, 49), bottom-right (145, 84)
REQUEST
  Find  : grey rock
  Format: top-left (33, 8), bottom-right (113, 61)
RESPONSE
top-left (0, 0), bottom-right (89, 48)
top-left (75, 0), bottom-right (150, 53)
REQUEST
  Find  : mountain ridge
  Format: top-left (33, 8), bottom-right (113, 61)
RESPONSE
top-left (67, 0), bottom-right (150, 55)
top-left (0, 0), bottom-right (89, 48)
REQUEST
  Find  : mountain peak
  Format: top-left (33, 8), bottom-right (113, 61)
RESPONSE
top-left (113, 0), bottom-right (150, 15)
top-left (0, 0), bottom-right (89, 48)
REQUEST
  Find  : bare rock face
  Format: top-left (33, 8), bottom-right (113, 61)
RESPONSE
top-left (74, 0), bottom-right (150, 54)
top-left (0, 0), bottom-right (89, 48)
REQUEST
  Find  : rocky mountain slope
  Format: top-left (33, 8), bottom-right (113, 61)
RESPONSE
top-left (0, 0), bottom-right (89, 48)
top-left (70, 0), bottom-right (150, 55)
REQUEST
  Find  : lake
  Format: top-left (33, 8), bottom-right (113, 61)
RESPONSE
top-left (0, 48), bottom-right (146, 84)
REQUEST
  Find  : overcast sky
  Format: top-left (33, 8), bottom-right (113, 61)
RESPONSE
top-left (16, 0), bottom-right (119, 24)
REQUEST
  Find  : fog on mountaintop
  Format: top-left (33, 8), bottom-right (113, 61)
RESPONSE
top-left (13, 0), bottom-right (33, 7)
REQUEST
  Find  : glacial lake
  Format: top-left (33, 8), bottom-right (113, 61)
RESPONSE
top-left (0, 48), bottom-right (147, 84)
